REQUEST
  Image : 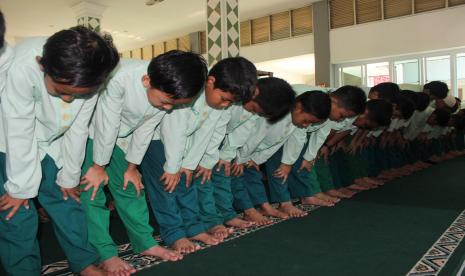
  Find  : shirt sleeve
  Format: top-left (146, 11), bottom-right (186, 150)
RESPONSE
top-left (281, 128), bottom-right (307, 165)
top-left (125, 112), bottom-right (165, 165)
top-left (303, 123), bottom-right (332, 161)
top-left (57, 94), bottom-right (98, 189)
top-left (92, 81), bottom-right (125, 166)
top-left (160, 107), bottom-right (191, 174)
top-left (235, 118), bottom-right (268, 164)
top-left (218, 116), bottom-right (258, 162)
top-left (198, 110), bottom-right (231, 169)
top-left (2, 65), bottom-right (41, 199)
top-left (251, 140), bottom-right (287, 165)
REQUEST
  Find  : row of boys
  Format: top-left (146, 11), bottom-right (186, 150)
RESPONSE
top-left (1, 17), bottom-right (463, 276)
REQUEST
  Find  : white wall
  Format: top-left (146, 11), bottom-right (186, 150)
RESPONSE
top-left (240, 35), bottom-right (314, 63)
top-left (330, 5), bottom-right (465, 64)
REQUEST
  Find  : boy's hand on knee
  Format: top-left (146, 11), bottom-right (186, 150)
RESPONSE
top-left (180, 168), bottom-right (193, 187)
top-left (298, 159), bottom-right (315, 173)
top-left (195, 166), bottom-right (212, 184)
top-left (216, 160), bottom-right (231, 176)
top-left (80, 164), bottom-right (109, 200)
top-left (231, 162), bottom-right (244, 176)
top-left (161, 171), bottom-right (181, 193)
top-left (246, 160), bottom-right (260, 172)
top-left (123, 165), bottom-right (144, 197)
top-left (60, 187), bottom-right (81, 204)
top-left (0, 194), bottom-right (29, 220)
top-left (273, 164), bottom-right (292, 183)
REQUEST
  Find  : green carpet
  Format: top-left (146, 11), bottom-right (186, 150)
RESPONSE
top-left (2, 157), bottom-right (465, 276)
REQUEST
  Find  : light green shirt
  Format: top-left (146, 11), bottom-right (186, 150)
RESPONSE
top-left (153, 90), bottom-right (227, 173)
top-left (403, 106), bottom-right (435, 140)
top-left (0, 44), bottom-right (14, 95)
top-left (236, 113), bottom-right (305, 165)
top-left (90, 59), bottom-right (166, 167)
top-left (0, 37), bottom-right (98, 199)
top-left (215, 104), bottom-right (259, 163)
top-left (302, 117), bottom-right (356, 162)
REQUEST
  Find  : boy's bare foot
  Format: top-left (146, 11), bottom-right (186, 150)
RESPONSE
top-left (301, 196), bottom-right (334, 207)
top-left (347, 183), bottom-right (370, 190)
top-left (142, 245), bottom-right (183, 261)
top-left (278, 202), bottom-right (307, 218)
top-left (190, 232), bottom-right (222, 245)
top-left (225, 217), bottom-right (255, 229)
top-left (325, 189), bottom-right (350, 199)
top-left (243, 208), bottom-right (273, 226)
top-left (208, 224), bottom-right (230, 239)
top-left (337, 187), bottom-right (357, 198)
top-left (100, 257), bottom-right (136, 276)
top-left (171, 238), bottom-right (200, 254)
top-left (315, 192), bottom-right (340, 204)
top-left (259, 202), bottom-right (289, 219)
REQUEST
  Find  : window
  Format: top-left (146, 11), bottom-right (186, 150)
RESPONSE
top-left (251, 16), bottom-right (270, 44)
top-left (367, 62), bottom-right (390, 87)
top-left (414, 0), bottom-right (446, 13)
top-left (291, 6), bottom-right (312, 36)
top-left (383, 0), bottom-right (412, 19)
top-left (240, 21), bottom-right (251, 46)
top-left (449, 0), bottom-right (465, 7)
top-left (395, 59), bottom-right (420, 89)
top-left (356, 0), bottom-right (382, 24)
top-left (426, 55), bottom-right (451, 87)
top-left (342, 66), bottom-right (363, 86)
top-left (457, 54), bottom-right (465, 100)
top-left (330, 0), bottom-right (355, 29)
top-left (271, 12), bottom-right (290, 40)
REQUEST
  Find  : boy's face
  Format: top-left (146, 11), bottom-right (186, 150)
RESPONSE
top-left (291, 102), bottom-right (322, 128)
top-left (143, 75), bottom-right (193, 111)
top-left (368, 91), bottom-right (379, 100)
top-left (44, 74), bottom-right (97, 103)
top-left (329, 97), bottom-right (356, 121)
top-left (205, 76), bottom-right (236, 109)
top-left (243, 87), bottom-right (263, 115)
top-left (393, 105), bottom-right (402, 119)
top-left (427, 114), bottom-right (436, 125)
top-left (355, 111), bottom-right (378, 130)
top-left (39, 57), bottom-right (98, 103)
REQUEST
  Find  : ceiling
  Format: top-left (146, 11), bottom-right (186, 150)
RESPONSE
top-left (0, 0), bottom-right (316, 51)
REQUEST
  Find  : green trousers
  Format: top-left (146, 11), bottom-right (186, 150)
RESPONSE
top-left (198, 168), bottom-right (238, 229)
top-left (80, 140), bottom-right (157, 261)
top-left (231, 167), bottom-right (268, 211)
top-left (140, 140), bottom-right (205, 246)
top-left (0, 153), bottom-right (98, 275)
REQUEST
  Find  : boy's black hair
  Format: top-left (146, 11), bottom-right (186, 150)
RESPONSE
top-left (369, 82), bottom-right (400, 103)
top-left (148, 50), bottom-right (207, 99)
top-left (434, 108), bottom-right (451, 127)
top-left (413, 92), bottom-right (430, 112)
top-left (423, 81), bottom-right (449, 99)
top-left (208, 57), bottom-right (257, 103)
top-left (0, 10), bottom-right (5, 49)
top-left (331, 85), bottom-right (367, 115)
top-left (39, 26), bottom-right (120, 88)
top-left (396, 95), bottom-right (415, 120)
top-left (365, 99), bottom-right (393, 127)
top-left (253, 77), bottom-right (295, 123)
top-left (296, 90), bottom-right (331, 120)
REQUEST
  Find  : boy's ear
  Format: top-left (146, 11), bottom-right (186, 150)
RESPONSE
top-left (142, 75), bottom-right (151, 88)
top-left (36, 56), bottom-right (44, 72)
top-left (252, 87), bottom-right (259, 100)
top-left (207, 76), bottom-right (216, 86)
